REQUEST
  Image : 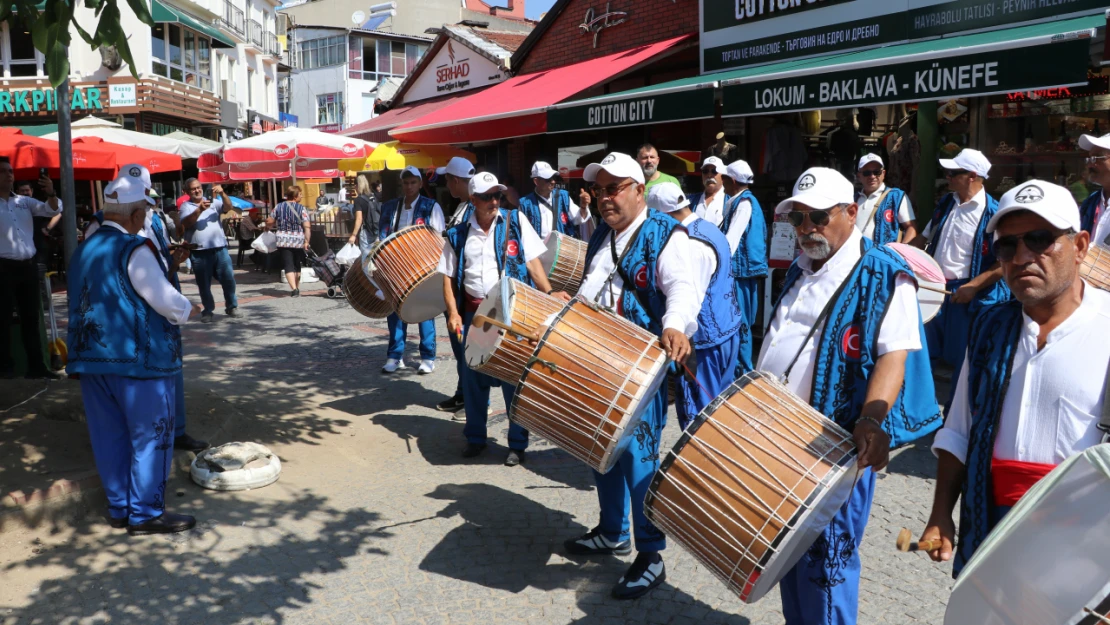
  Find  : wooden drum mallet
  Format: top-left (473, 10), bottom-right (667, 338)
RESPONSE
top-left (896, 528), bottom-right (943, 553)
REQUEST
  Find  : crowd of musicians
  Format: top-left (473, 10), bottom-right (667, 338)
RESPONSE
top-left (52, 125), bottom-right (1110, 623)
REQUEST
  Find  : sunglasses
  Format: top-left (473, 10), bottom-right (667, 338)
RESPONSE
top-left (859, 168), bottom-right (883, 178)
top-left (1086, 155), bottom-right (1110, 164)
top-left (786, 206), bottom-right (842, 227)
top-left (945, 169), bottom-right (970, 178)
top-left (590, 180), bottom-right (635, 200)
top-left (991, 229), bottom-right (1067, 262)
top-left (474, 192), bottom-right (502, 202)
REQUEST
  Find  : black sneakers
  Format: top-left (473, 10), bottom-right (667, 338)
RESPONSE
top-left (461, 442), bottom-right (487, 458)
top-left (563, 527), bottom-right (632, 556)
top-left (435, 393), bottom-right (465, 412)
top-left (612, 551), bottom-right (666, 600)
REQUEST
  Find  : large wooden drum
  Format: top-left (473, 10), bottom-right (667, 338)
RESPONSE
top-left (344, 259), bottom-right (392, 319)
top-left (538, 232), bottom-right (587, 294)
top-left (1081, 243), bottom-right (1110, 292)
top-left (368, 225), bottom-right (446, 322)
top-left (465, 279), bottom-right (563, 385)
top-left (645, 371), bottom-right (858, 603)
top-left (509, 298), bottom-right (668, 474)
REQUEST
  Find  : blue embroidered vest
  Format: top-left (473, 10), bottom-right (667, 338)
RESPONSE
top-left (952, 299), bottom-right (1024, 577)
top-left (518, 189), bottom-right (578, 239)
top-left (867, 187), bottom-right (908, 245)
top-left (774, 238), bottom-right (943, 447)
top-left (443, 209), bottom-right (530, 310)
top-left (584, 209), bottom-right (679, 335)
top-left (686, 218), bottom-right (743, 349)
top-left (380, 195), bottom-right (436, 239)
top-left (720, 189), bottom-right (769, 279)
top-left (1080, 190), bottom-right (1103, 240)
top-left (926, 192), bottom-right (1011, 312)
top-left (66, 227), bottom-right (182, 378)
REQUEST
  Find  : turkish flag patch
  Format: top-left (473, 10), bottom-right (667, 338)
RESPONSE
top-left (840, 324), bottom-right (862, 361)
top-left (506, 240), bottom-right (520, 258)
top-left (634, 264), bottom-right (649, 289)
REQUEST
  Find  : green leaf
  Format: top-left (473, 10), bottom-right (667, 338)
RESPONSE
top-left (116, 34), bottom-right (140, 81)
top-left (72, 18), bottom-right (94, 44)
top-left (45, 40), bottom-right (69, 88)
top-left (123, 0), bottom-right (151, 26)
top-left (29, 9), bottom-right (49, 52)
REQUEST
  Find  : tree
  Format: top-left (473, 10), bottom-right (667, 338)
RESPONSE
top-left (0, 0), bottom-right (154, 87)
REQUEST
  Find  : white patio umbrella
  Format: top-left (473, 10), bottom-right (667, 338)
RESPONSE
top-left (160, 130), bottom-right (222, 160)
top-left (45, 116), bottom-right (185, 157)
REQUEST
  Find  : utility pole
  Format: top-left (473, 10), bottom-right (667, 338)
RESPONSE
top-left (56, 68), bottom-right (78, 267)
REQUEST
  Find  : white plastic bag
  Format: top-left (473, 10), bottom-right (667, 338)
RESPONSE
top-left (336, 242), bottom-right (361, 266)
top-left (251, 231), bottom-right (277, 254)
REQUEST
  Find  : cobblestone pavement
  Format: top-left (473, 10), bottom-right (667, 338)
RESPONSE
top-left (0, 264), bottom-right (955, 624)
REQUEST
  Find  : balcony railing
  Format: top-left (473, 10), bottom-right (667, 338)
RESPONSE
top-left (248, 19), bottom-right (263, 47)
top-left (264, 32), bottom-right (280, 56)
top-left (217, 0), bottom-right (244, 36)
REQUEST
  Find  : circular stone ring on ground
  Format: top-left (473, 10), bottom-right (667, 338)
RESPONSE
top-left (191, 441), bottom-right (282, 491)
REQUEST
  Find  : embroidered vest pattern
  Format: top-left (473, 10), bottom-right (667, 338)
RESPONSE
top-left (519, 189), bottom-right (578, 239)
top-left (379, 195), bottom-right (436, 239)
top-left (869, 187), bottom-right (906, 245)
top-left (686, 218), bottom-right (744, 349)
top-left (720, 189), bottom-right (769, 278)
top-left (926, 192), bottom-right (1011, 310)
top-left (444, 209), bottom-right (530, 310)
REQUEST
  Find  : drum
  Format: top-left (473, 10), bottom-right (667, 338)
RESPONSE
top-left (945, 444), bottom-right (1110, 625)
top-left (509, 298), bottom-right (668, 474)
top-left (887, 242), bottom-right (947, 323)
top-left (465, 278), bottom-right (564, 385)
top-left (918, 279), bottom-right (946, 323)
top-left (369, 225), bottom-right (446, 323)
top-left (1080, 243), bottom-right (1110, 292)
top-left (645, 371), bottom-right (859, 603)
top-left (344, 257), bottom-right (392, 319)
top-left (538, 232), bottom-right (587, 294)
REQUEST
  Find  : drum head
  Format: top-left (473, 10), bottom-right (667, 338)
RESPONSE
top-left (918, 280), bottom-right (946, 323)
top-left (595, 348), bottom-right (669, 474)
top-left (397, 275), bottom-right (447, 323)
top-left (465, 280), bottom-right (517, 369)
top-left (538, 233), bottom-right (562, 277)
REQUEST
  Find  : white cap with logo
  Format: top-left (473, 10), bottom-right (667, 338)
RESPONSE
top-left (774, 167), bottom-right (855, 214)
top-left (436, 156), bottom-right (475, 178)
top-left (939, 148), bottom-right (991, 179)
top-left (531, 161), bottom-right (558, 180)
top-left (401, 165), bottom-right (422, 180)
top-left (987, 179), bottom-right (1081, 234)
top-left (583, 152), bottom-right (645, 185)
top-left (858, 153), bottom-right (884, 170)
top-left (469, 171), bottom-right (507, 196)
top-left (645, 182), bottom-right (689, 214)
top-left (723, 160), bottom-right (754, 184)
top-left (1079, 133), bottom-right (1110, 152)
top-left (104, 164), bottom-right (155, 206)
top-left (701, 156), bottom-right (725, 174)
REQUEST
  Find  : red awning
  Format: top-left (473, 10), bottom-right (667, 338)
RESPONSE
top-left (343, 97), bottom-right (461, 143)
top-left (390, 35), bottom-right (693, 145)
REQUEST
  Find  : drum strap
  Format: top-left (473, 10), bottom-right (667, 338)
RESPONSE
top-left (598, 223), bottom-right (654, 324)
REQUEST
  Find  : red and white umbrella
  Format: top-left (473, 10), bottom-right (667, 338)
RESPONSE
top-left (198, 145), bottom-right (342, 183)
top-left (217, 127), bottom-right (374, 173)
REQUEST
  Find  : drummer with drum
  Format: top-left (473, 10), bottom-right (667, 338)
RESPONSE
top-left (718, 159), bottom-right (768, 371)
top-left (562, 152), bottom-right (700, 601)
top-left (380, 166), bottom-right (446, 375)
top-left (921, 180), bottom-right (1110, 576)
top-left (854, 154), bottom-right (918, 245)
top-left (517, 161), bottom-right (591, 240)
top-left (645, 182), bottom-right (743, 430)
top-left (758, 168), bottom-right (941, 625)
top-left (439, 172), bottom-right (563, 467)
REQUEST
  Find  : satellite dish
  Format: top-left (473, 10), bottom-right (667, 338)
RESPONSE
top-left (352, 10), bottom-right (365, 24)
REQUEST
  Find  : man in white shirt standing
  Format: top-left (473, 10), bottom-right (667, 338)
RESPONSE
top-left (561, 152), bottom-right (699, 601)
top-left (0, 156), bottom-right (62, 379)
top-left (179, 178), bottom-right (238, 323)
top-left (913, 149), bottom-right (1010, 372)
top-left (1078, 132), bottom-right (1110, 243)
top-left (718, 159), bottom-right (768, 370)
top-left (689, 156), bottom-right (727, 227)
top-left (854, 154), bottom-right (918, 244)
top-left (439, 172), bottom-right (560, 466)
top-left (435, 156), bottom-right (477, 414)
top-left (758, 168), bottom-right (941, 625)
top-left (921, 180), bottom-right (1110, 577)
top-left (517, 161), bottom-right (590, 241)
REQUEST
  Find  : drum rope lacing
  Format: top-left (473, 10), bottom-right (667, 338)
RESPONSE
top-left (370, 226), bottom-right (442, 307)
top-left (1082, 244), bottom-right (1110, 290)
top-left (1084, 607), bottom-right (1110, 624)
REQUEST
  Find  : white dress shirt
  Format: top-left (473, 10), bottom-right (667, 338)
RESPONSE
top-left (855, 184), bottom-right (915, 240)
top-left (757, 228), bottom-right (921, 402)
top-left (101, 221), bottom-right (192, 326)
top-left (924, 189), bottom-right (987, 281)
top-left (932, 284), bottom-right (1110, 465)
top-left (695, 192), bottom-right (726, 227)
top-left (533, 191), bottom-right (587, 239)
top-left (0, 193), bottom-right (60, 260)
top-left (393, 197), bottom-right (445, 234)
top-left (722, 195), bottom-right (751, 254)
top-left (1091, 191), bottom-right (1110, 247)
top-left (438, 212), bottom-right (546, 300)
top-left (679, 214), bottom-right (716, 307)
top-left (576, 208), bottom-right (701, 337)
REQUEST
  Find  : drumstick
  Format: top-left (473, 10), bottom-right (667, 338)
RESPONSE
top-left (918, 284), bottom-right (952, 295)
top-left (472, 314), bottom-right (538, 340)
top-left (896, 528), bottom-right (942, 552)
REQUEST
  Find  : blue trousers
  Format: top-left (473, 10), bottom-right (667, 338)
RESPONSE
top-left (677, 333), bottom-right (741, 431)
top-left (461, 310), bottom-right (528, 449)
top-left (735, 277), bottom-right (762, 373)
top-left (192, 247), bottom-right (238, 314)
top-left (386, 312), bottom-right (436, 360)
top-left (80, 373), bottom-right (176, 525)
top-left (173, 368), bottom-right (186, 438)
top-left (924, 278), bottom-right (971, 372)
top-left (780, 468), bottom-right (876, 625)
top-left (593, 387), bottom-right (667, 552)
top-left (447, 313), bottom-right (464, 395)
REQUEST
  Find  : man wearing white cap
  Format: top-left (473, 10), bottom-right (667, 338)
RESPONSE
top-left (718, 159), bottom-right (767, 369)
top-left (517, 161), bottom-right (590, 240)
top-left (921, 180), bottom-right (1110, 578)
top-left (855, 153), bottom-right (918, 244)
top-left (562, 152), bottom-right (700, 601)
top-left (66, 167), bottom-right (197, 535)
top-left (916, 148), bottom-right (1010, 372)
top-left (379, 166), bottom-right (445, 375)
top-left (1078, 132), bottom-right (1110, 243)
top-left (435, 156), bottom-right (477, 414)
top-left (759, 168), bottom-right (941, 625)
top-left (688, 156), bottom-right (727, 227)
top-left (439, 172), bottom-right (560, 466)
top-left (646, 182), bottom-right (742, 431)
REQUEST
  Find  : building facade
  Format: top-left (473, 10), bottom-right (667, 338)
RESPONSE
top-left (279, 0), bottom-right (532, 40)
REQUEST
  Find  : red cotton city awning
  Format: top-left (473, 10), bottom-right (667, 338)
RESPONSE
top-left (389, 34), bottom-right (693, 145)
top-left (343, 96), bottom-right (461, 144)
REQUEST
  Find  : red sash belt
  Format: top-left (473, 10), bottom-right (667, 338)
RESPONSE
top-left (464, 293), bottom-right (483, 313)
top-left (991, 458), bottom-right (1056, 507)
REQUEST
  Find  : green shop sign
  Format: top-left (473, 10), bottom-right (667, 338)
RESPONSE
top-left (0, 86), bottom-right (106, 114)
top-left (723, 39), bottom-right (1089, 115)
top-left (547, 87), bottom-right (716, 133)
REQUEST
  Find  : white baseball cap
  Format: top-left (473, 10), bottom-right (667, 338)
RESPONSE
top-left (774, 167), bottom-right (855, 214)
top-left (645, 182), bottom-right (689, 214)
top-left (723, 160), bottom-right (754, 184)
top-left (858, 154), bottom-right (884, 171)
top-left (531, 161), bottom-right (558, 180)
top-left (701, 156), bottom-right (725, 174)
top-left (939, 148), bottom-right (991, 179)
top-left (987, 179), bottom-right (1081, 234)
top-left (436, 156), bottom-right (475, 178)
top-left (469, 171), bottom-right (507, 195)
top-left (104, 164), bottom-right (155, 206)
top-left (400, 165), bottom-right (422, 180)
top-left (583, 152), bottom-right (645, 185)
top-left (1079, 133), bottom-right (1110, 152)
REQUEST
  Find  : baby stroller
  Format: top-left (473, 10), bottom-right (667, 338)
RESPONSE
top-left (307, 247), bottom-right (347, 298)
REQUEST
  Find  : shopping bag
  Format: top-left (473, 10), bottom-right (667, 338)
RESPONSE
top-left (336, 243), bottom-right (361, 266)
top-left (251, 231), bottom-right (277, 254)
